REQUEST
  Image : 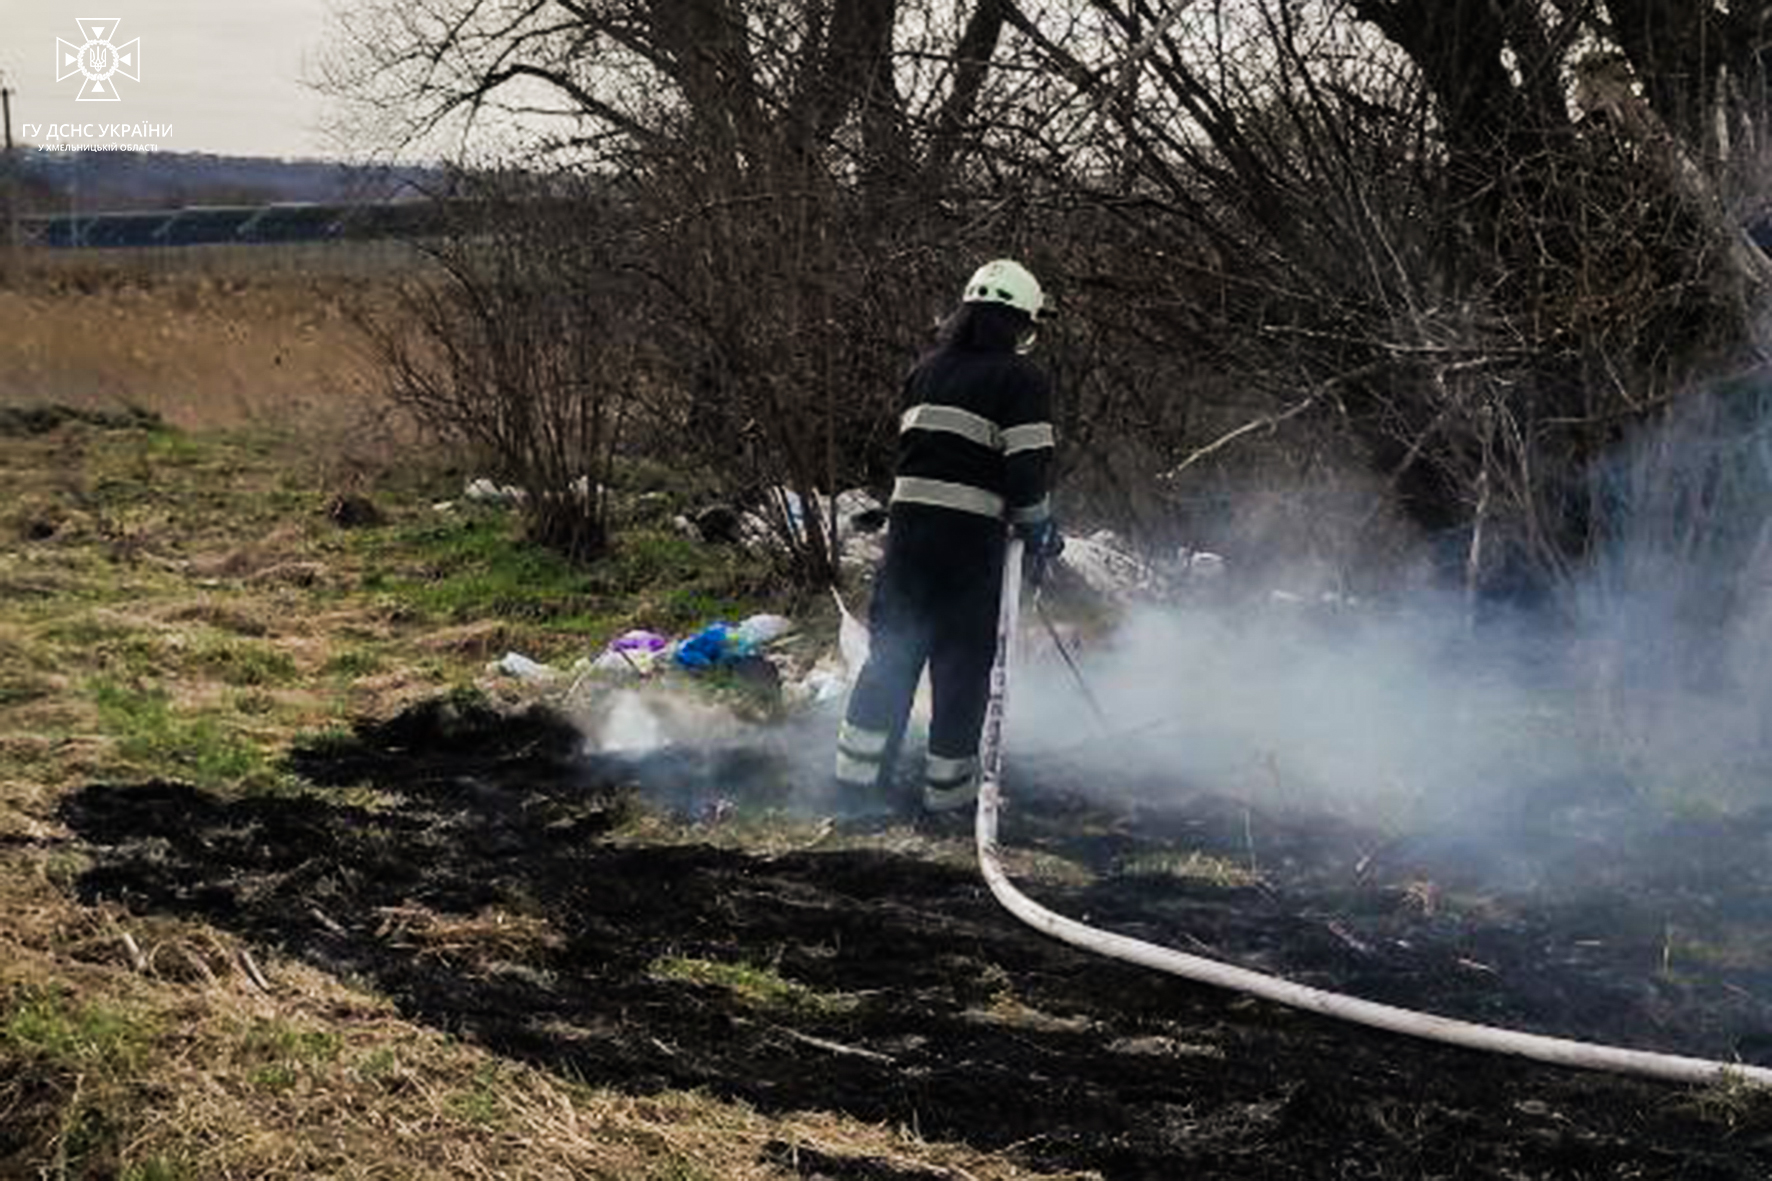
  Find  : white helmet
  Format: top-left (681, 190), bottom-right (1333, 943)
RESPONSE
top-left (962, 259), bottom-right (1044, 319)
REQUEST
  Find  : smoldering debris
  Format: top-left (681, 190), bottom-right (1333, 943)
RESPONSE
top-left (556, 679), bottom-right (841, 820)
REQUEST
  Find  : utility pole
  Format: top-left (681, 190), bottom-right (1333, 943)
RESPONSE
top-left (1, 76), bottom-right (16, 265)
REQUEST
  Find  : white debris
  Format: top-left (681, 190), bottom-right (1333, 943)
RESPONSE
top-left (588, 647), bottom-right (663, 677)
top-left (1185, 549), bottom-right (1227, 579)
top-left (463, 475), bottom-right (600, 509)
top-left (495, 651), bottom-right (556, 681)
top-left (735, 613), bottom-right (794, 648)
top-left (1061, 530), bottom-right (1164, 598)
top-left (805, 667), bottom-right (848, 702)
top-left (1056, 532), bottom-right (1229, 602)
top-left (739, 487), bottom-right (888, 557)
top-left (572, 685), bottom-right (751, 754)
top-left (824, 585), bottom-right (931, 722)
top-left (782, 660), bottom-right (850, 710)
top-left (830, 488), bottom-right (887, 538)
top-left (831, 587), bottom-right (870, 681)
top-left (465, 477), bottom-right (527, 507)
top-left (839, 531), bottom-right (885, 576)
top-left (1267, 587), bottom-right (1356, 610)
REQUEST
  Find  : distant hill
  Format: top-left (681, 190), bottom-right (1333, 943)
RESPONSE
top-left (10, 150), bottom-right (444, 215)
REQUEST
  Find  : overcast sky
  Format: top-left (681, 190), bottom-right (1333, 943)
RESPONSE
top-left (1, 0), bottom-right (337, 158)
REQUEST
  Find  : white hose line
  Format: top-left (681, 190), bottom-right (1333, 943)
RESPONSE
top-left (975, 539), bottom-right (1772, 1089)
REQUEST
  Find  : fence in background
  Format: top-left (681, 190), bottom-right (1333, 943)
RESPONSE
top-left (12, 200), bottom-right (442, 278)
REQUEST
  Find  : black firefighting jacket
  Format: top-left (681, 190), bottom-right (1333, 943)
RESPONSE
top-left (890, 337), bottom-right (1055, 527)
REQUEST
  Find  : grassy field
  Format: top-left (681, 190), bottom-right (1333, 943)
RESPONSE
top-left (0, 262), bottom-right (1087, 1179)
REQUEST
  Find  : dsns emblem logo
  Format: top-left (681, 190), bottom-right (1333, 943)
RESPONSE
top-left (56, 18), bottom-right (141, 101)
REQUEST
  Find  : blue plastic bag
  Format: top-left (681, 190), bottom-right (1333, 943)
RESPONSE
top-left (674, 623), bottom-right (733, 669)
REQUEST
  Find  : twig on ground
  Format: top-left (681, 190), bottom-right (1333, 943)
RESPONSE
top-left (771, 1025), bottom-right (897, 1065)
top-left (237, 946), bottom-right (272, 993)
top-left (114, 926), bottom-right (146, 973)
top-left (178, 942), bottom-right (220, 988)
top-left (308, 903), bottom-right (347, 936)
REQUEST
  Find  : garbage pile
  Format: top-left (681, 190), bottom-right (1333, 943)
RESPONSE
top-left (467, 483), bottom-right (1241, 764)
top-left (487, 526), bottom-right (1231, 722)
top-left (1057, 529), bottom-right (1227, 602)
top-left (492, 605), bottom-right (847, 710)
top-left (483, 605), bottom-right (854, 767)
top-left (675, 485), bottom-right (888, 575)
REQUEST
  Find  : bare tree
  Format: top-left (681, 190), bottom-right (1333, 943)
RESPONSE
top-left (981, 0), bottom-right (1772, 598)
top-left (355, 171), bottom-right (638, 561)
top-left (320, 0), bottom-right (1772, 598)
top-left (319, 0), bottom-right (1049, 585)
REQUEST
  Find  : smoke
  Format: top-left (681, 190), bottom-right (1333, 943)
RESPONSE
top-left (1007, 595), bottom-right (1581, 832)
top-left (559, 378), bottom-right (1772, 858)
top-left (564, 677), bottom-right (847, 819)
top-left (1008, 377), bottom-right (1772, 851)
top-left (1565, 375), bottom-right (1772, 814)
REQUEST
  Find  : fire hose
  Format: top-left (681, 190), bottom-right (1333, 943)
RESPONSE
top-left (975, 539), bottom-right (1772, 1089)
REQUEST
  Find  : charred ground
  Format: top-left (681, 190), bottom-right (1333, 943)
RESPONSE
top-left (49, 695), bottom-right (1772, 1179)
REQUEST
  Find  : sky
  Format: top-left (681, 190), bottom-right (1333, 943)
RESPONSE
top-left (1, 0), bottom-right (337, 159)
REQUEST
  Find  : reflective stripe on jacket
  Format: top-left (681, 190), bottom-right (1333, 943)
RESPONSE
top-left (890, 345), bottom-right (1054, 523)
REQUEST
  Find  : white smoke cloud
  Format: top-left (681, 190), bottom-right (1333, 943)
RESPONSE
top-left (1006, 595), bottom-right (1588, 833)
top-left (1006, 379), bottom-right (1772, 847)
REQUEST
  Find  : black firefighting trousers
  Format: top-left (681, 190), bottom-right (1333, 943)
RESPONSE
top-left (835, 503), bottom-right (1005, 811)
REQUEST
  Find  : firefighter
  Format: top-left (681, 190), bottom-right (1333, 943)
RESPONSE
top-left (834, 259), bottom-right (1063, 822)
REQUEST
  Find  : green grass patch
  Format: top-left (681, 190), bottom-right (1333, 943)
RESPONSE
top-left (449, 1061), bottom-right (507, 1125)
top-left (39, 613), bottom-right (142, 650)
top-left (359, 514), bottom-right (609, 626)
top-left (0, 553), bottom-right (140, 611)
top-left (2, 986), bottom-right (159, 1074)
top-left (648, 955), bottom-right (856, 1016)
top-left (121, 1155), bottom-right (192, 1181)
top-left (0, 669), bottom-right (55, 706)
top-left (1115, 849), bottom-right (1264, 889)
top-left (188, 635), bottom-right (298, 686)
top-left (76, 428), bottom-right (315, 536)
top-left (230, 1020), bottom-right (347, 1094)
top-left (604, 532), bottom-right (779, 633)
top-left (139, 427), bottom-right (207, 467)
top-left (322, 647), bottom-right (385, 678)
top-left (351, 512), bottom-right (781, 640)
top-left (241, 1021), bottom-right (344, 1066)
top-left (33, 618), bottom-right (298, 687)
top-left (89, 677), bottom-right (271, 788)
top-left (249, 1063), bottom-right (300, 1091)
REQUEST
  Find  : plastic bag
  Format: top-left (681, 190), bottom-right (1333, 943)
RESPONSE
top-left (673, 623), bottom-right (734, 669)
top-left (734, 613), bottom-right (792, 648)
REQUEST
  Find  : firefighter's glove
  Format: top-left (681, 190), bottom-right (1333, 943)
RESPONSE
top-left (1015, 518), bottom-right (1065, 588)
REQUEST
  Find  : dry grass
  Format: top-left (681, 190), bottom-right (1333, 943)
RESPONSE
top-left (0, 264), bottom-right (1094, 1180)
top-left (2, 920), bottom-right (1077, 1178)
top-left (0, 256), bottom-right (386, 435)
